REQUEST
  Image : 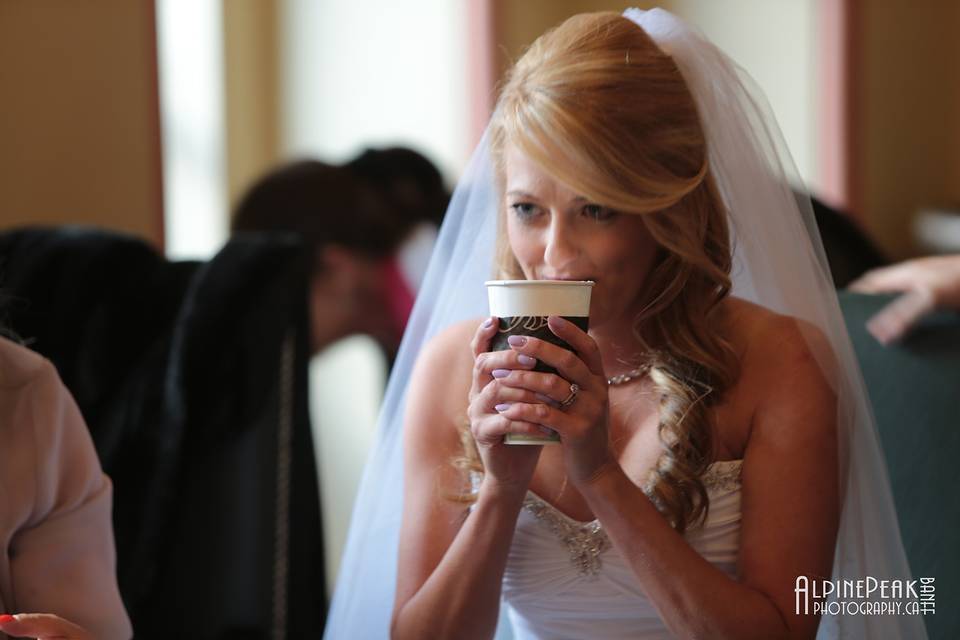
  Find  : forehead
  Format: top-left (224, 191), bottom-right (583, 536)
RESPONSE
top-left (503, 145), bottom-right (580, 199)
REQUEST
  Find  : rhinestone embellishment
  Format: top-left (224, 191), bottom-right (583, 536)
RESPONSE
top-left (523, 492), bottom-right (609, 577)
top-left (701, 460), bottom-right (743, 492)
top-left (522, 460), bottom-right (743, 576)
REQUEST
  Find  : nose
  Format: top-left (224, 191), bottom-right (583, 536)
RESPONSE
top-left (543, 213), bottom-right (580, 271)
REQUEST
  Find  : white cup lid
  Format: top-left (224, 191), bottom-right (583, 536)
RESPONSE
top-left (485, 280), bottom-right (593, 317)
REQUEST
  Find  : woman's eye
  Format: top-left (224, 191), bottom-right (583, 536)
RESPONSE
top-left (582, 204), bottom-right (616, 221)
top-left (510, 203), bottom-right (540, 219)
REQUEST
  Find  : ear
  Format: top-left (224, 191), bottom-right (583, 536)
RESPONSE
top-left (318, 244), bottom-right (360, 274)
top-left (315, 244), bottom-right (371, 291)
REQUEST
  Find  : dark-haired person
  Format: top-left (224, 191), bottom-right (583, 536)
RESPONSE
top-left (232, 149), bottom-right (448, 360)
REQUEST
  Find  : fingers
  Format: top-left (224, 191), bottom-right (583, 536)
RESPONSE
top-left (494, 401), bottom-right (575, 437)
top-left (849, 263), bottom-right (920, 295)
top-left (472, 413), bottom-right (553, 444)
top-left (492, 368), bottom-right (585, 406)
top-left (477, 374), bottom-right (589, 441)
top-left (470, 316), bottom-right (499, 358)
top-left (0, 613), bottom-right (92, 639)
top-left (469, 379), bottom-right (559, 442)
top-left (470, 317), bottom-right (539, 394)
top-left (474, 349), bottom-right (538, 381)
top-left (851, 255), bottom-right (960, 311)
top-left (866, 289), bottom-right (935, 345)
top-left (547, 315), bottom-right (605, 375)
top-left (469, 378), bottom-right (550, 417)
top-left (470, 393), bottom-right (553, 442)
top-left (848, 259), bottom-right (945, 344)
top-left (503, 334), bottom-right (595, 389)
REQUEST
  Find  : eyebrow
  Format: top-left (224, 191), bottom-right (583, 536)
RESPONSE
top-left (506, 190), bottom-right (588, 203)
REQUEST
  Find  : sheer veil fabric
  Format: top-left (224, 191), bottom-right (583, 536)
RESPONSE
top-left (325, 8), bottom-right (926, 639)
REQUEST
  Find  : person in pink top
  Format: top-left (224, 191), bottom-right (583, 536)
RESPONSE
top-left (0, 335), bottom-right (131, 639)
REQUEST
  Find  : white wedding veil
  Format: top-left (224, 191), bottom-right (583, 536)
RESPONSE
top-left (325, 8), bottom-right (927, 639)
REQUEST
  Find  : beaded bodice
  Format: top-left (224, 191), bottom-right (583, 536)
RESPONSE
top-left (520, 459), bottom-right (743, 576)
top-left (500, 459), bottom-right (744, 639)
top-left (521, 493), bottom-right (610, 577)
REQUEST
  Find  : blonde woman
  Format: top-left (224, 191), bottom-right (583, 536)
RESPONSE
top-left (326, 9), bottom-right (924, 640)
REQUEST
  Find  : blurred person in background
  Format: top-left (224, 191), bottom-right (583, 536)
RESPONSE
top-left (849, 254), bottom-right (960, 344)
top-left (232, 147), bottom-right (449, 361)
top-left (0, 332), bottom-right (131, 640)
top-left (0, 145), bottom-right (448, 639)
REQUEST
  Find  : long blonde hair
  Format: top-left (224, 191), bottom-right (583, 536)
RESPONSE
top-left (465, 12), bottom-right (738, 533)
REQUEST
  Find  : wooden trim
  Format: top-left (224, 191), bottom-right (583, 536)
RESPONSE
top-left (466, 0), bottom-right (497, 154)
top-left (145, 0), bottom-right (166, 251)
top-left (817, 0), bottom-right (861, 219)
top-left (846, 0), bottom-right (862, 221)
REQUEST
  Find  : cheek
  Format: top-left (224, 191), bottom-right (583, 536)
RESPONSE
top-left (506, 219), bottom-right (538, 268)
top-left (593, 228), bottom-right (659, 301)
top-left (612, 220), bottom-right (658, 273)
top-left (611, 242), bottom-right (656, 276)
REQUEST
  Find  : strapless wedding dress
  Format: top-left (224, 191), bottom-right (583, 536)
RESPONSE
top-left (501, 459), bottom-right (744, 639)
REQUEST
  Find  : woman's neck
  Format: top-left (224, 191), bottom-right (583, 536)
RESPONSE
top-left (589, 316), bottom-right (650, 377)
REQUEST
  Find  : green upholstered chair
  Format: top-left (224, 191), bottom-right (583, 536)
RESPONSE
top-left (839, 291), bottom-right (960, 639)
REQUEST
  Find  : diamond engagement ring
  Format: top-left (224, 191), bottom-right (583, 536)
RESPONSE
top-left (559, 383), bottom-right (580, 410)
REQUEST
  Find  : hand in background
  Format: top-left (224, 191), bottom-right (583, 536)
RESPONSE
top-left (0, 613), bottom-right (93, 640)
top-left (849, 255), bottom-right (960, 344)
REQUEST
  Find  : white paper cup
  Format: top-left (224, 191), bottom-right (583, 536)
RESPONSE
top-left (485, 279), bottom-right (593, 444)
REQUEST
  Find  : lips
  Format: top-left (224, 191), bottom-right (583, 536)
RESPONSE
top-left (540, 275), bottom-right (596, 282)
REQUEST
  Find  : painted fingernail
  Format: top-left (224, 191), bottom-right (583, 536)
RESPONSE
top-left (517, 354), bottom-right (536, 366)
top-left (495, 403), bottom-right (511, 412)
top-left (548, 315), bottom-right (566, 326)
top-left (0, 614), bottom-right (13, 623)
top-left (482, 317), bottom-right (494, 329)
top-left (507, 335), bottom-right (527, 347)
top-left (492, 369), bottom-right (511, 378)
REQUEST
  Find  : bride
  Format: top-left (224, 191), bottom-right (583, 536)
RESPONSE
top-left (327, 8), bottom-right (926, 640)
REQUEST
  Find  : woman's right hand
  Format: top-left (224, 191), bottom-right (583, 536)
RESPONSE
top-left (467, 317), bottom-right (547, 493)
top-left (0, 613), bottom-right (93, 640)
top-left (849, 254), bottom-right (960, 344)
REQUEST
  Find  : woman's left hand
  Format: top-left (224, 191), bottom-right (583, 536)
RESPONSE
top-left (495, 315), bottom-right (617, 486)
top-left (0, 613), bottom-right (93, 640)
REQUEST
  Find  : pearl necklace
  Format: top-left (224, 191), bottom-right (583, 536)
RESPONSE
top-left (606, 363), bottom-right (651, 386)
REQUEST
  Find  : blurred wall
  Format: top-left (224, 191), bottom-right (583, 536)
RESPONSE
top-left (2, 3), bottom-right (957, 261)
top-left (858, 1), bottom-right (960, 259)
top-left (223, 0), bottom-right (281, 211)
top-left (0, 1), bottom-right (163, 246)
top-left (279, 0), bottom-right (469, 181)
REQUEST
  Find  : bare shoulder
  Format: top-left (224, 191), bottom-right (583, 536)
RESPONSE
top-left (412, 317), bottom-right (485, 402)
top-left (726, 298), bottom-right (836, 441)
top-left (721, 297), bottom-right (833, 380)
top-left (404, 317), bottom-right (485, 443)
top-left (417, 317), bottom-right (485, 371)
top-left (720, 297), bottom-right (836, 435)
